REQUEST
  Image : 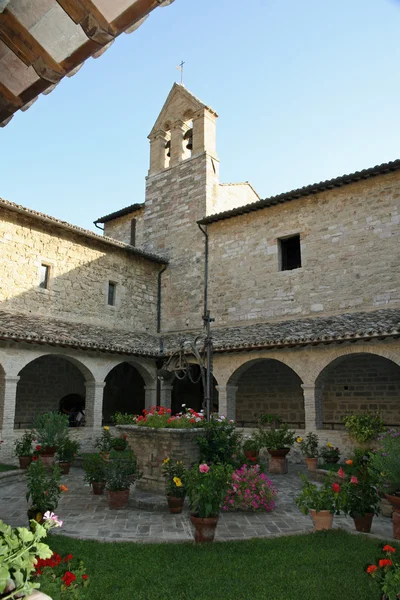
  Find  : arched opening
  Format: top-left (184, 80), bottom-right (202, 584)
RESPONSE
top-left (317, 353), bottom-right (400, 429)
top-left (15, 355), bottom-right (87, 429)
top-left (171, 365), bottom-right (218, 415)
top-left (103, 362), bottom-right (145, 424)
top-left (232, 359), bottom-right (304, 427)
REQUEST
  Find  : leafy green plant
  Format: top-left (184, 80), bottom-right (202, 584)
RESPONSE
top-left (295, 473), bottom-right (343, 515)
top-left (197, 416), bottom-right (242, 466)
top-left (365, 544), bottom-right (400, 600)
top-left (105, 454), bottom-right (141, 491)
top-left (82, 454), bottom-right (107, 484)
top-left (339, 468), bottom-right (380, 517)
top-left (35, 550), bottom-right (89, 599)
top-left (33, 412), bottom-right (69, 450)
top-left (368, 429), bottom-right (400, 494)
top-left (320, 443), bottom-right (341, 462)
top-left (26, 459), bottom-right (65, 515)
top-left (0, 516), bottom-right (60, 600)
top-left (14, 431), bottom-right (35, 457)
top-left (94, 427), bottom-right (113, 452)
top-left (161, 457), bottom-right (187, 498)
top-left (113, 412), bottom-right (137, 425)
top-left (342, 411), bottom-right (385, 443)
top-left (242, 435), bottom-right (261, 453)
top-left (257, 414), bottom-right (283, 428)
top-left (187, 463), bottom-right (233, 518)
top-left (111, 436), bottom-right (128, 451)
top-left (296, 432), bottom-right (319, 458)
top-left (259, 424), bottom-right (296, 451)
top-left (57, 438), bottom-right (80, 463)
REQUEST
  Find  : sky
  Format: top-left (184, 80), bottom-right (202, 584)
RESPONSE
top-left (1, 0), bottom-right (400, 232)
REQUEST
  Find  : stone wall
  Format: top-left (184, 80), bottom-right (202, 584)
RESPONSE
top-left (235, 361), bottom-right (305, 426)
top-left (103, 209), bottom-right (144, 246)
top-left (118, 425), bottom-right (205, 492)
top-left (15, 355), bottom-right (85, 428)
top-left (320, 354), bottom-right (400, 425)
top-left (207, 171), bottom-right (400, 325)
top-left (0, 209), bottom-right (159, 332)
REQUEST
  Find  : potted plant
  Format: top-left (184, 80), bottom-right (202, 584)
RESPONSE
top-left (365, 544), bottom-right (400, 600)
top-left (295, 473), bottom-right (342, 530)
top-left (94, 426), bottom-right (114, 460)
top-left (257, 413), bottom-right (283, 430)
top-left (56, 438), bottom-right (80, 474)
top-left (369, 429), bottom-right (400, 539)
top-left (342, 411), bottom-right (385, 447)
top-left (105, 453), bottom-right (141, 509)
top-left (242, 435), bottom-right (261, 461)
top-left (296, 432), bottom-right (319, 471)
top-left (161, 457), bottom-right (187, 513)
top-left (83, 453), bottom-right (107, 495)
top-left (186, 463), bottom-right (232, 542)
top-left (339, 467), bottom-right (380, 533)
top-left (197, 416), bottom-right (242, 466)
top-left (14, 431), bottom-right (35, 469)
top-left (26, 459), bottom-right (66, 525)
top-left (111, 435), bottom-right (128, 452)
top-left (320, 443), bottom-right (341, 464)
top-left (33, 412), bottom-right (69, 468)
top-left (259, 424), bottom-right (296, 474)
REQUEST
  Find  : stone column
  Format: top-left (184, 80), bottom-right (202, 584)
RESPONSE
top-left (0, 375), bottom-right (20, 433)
top-left (144, 385), bottom-right (157, 411)
top-left (84, 381), bottom-right (105, 430)
top-left (216, 385), bottom-right (238, 421)
top-left (192, 110), bottom-right (217, 157)
top-left (302, 383), bottom-right (323, 431)
top-left (159, 381), bottom-right (174, 410)
top-left (148, 130), bottom-right (168, 174)
top-left (170, 120), bottom-right (186, 166)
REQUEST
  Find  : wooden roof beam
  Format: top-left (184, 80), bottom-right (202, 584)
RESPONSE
top-left (112, 0), bottom-right (159, 33)
top-left (0, 9), bottom-right (65, 83)
top-left (55, 0), bottom-right (116, 45)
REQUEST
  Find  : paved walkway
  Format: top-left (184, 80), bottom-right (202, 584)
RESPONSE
top-left (0, 467), bottom-right (394, 543)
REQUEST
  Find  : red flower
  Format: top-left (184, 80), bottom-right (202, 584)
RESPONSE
top-left (366, 565), bottom-right (378, 574)
top-left (61, 571), bottom-right (76, 587)
top-left (64, 554), bottom-right (73, 562)
top-left (337, 467), bottom-right (345, 479)
top-left (82, 575), bottom-right (88, 580)
top-left (36, 445), bottom-right (41, 451)
top-left (332, 483), bottom-right (340, 493)
top-left (190, 418), bottom-right (195, 423)
top-left (350, 476), bottom-right (359, 484)
top-left (383, 545), bottom-right (396, 553)
top-left (31, 456), bottom-right (38, 461)
top-left (379, 559), bottom-right (393, 568)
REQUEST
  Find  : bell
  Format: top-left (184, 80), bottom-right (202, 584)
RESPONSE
top-left (165, 140), bottom-right (171, 157)
top-left (184, 128), bottom-right (193, 150)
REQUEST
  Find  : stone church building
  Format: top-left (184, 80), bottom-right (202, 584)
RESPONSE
top-left (0, 84), bottom-right (399, 460)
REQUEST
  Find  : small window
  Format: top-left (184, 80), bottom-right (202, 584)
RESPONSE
top-left (108, 282), bottom-right (116, 306)
top-left (130, 219), bottom-right (136, 246)
top-left (279, 235), bottom-right (302, 271)
top-left (39, 264), bottom-right (50, 289)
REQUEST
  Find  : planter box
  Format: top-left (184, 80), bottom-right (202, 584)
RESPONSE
top-left (116, 425), bottom-right (205, 492)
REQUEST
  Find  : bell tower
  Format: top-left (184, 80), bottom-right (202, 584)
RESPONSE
top-left (142, 84), bottom-right (219, 332)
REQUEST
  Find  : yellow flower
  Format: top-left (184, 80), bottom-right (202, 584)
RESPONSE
top-left (163, 457), bottom-right (170, 464)
top-left (297, 437), bottom-right (303, 443)
top-left (327, 442), bottom-right (333, 448)
top-left (173, 477), bottom-right (182, 487)
top-left (104, 426), bottom-right (109, 431)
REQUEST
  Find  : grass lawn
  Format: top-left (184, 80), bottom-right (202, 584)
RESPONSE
top-left (0, 463), bottom-right (18, 472)
top-left (45, 530), bottom-right (390, 600)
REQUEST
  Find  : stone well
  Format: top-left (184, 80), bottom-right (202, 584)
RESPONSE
top-left (116, 425), bottom-right (205, 492)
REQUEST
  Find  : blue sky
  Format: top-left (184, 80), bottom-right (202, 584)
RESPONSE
top-left (1, 0), bottom-right (400, 231)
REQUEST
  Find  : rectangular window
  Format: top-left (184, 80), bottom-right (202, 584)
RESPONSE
top-left (130, 219), bottom-right (136, 246)
top-left (39, 264), bottom-right (50, 289)
top-left (108, 281), bottom-right (116, 306)
top-left (279, 235), bottom-right (302, 271)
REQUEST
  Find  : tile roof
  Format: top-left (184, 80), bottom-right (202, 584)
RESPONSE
top-left (199, 159), bottom-right (400, 225)
top-left (0, 311), bottom-right (160, 357)
top-left (0, 309), bottom-right (398, 359)
top-left (0, 198), bottom-right (167, 265)
top-left (94, 203), bottom-right (144, 224)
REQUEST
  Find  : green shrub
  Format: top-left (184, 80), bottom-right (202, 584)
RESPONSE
top-left (33, 412), bottom-right (69, 450)
top-left (342, 411), bottom-right (385, 443)
top-left (197, 416), bottom-right (242, 466)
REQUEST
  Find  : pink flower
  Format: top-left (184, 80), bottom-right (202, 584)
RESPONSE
top-left (337, 467), bottom-right (345, 479)
top-left (199, 464), bottom-right (210, 473)
top-left (350, 475), bottom-right (359, 484)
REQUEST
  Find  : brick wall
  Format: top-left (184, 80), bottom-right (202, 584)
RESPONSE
top-left (207, 171), bottom-right (400, 325)
top-left (0, 209), bottom-right (159, 332)
top-left (320, 354), bottom-right (400, 425)
top-left (235, 361), bottom-right (305, 425)
top-left (15, 355), bottom-right (85, 427)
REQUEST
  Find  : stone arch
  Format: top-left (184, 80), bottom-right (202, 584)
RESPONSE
top-left (100, 358), bottom-right (156, 388)
top-left (171, 365), bottom-right (219, 415)
top-left (315, 352), bottom-right (400, 428)
top-left (103, 361), bottom-right (146, 423)
top-left (228, 358), bottom-right (304, 427)
top-left (15, 354), bottom-right (94, 429)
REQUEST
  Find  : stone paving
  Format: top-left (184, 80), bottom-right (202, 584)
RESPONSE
top-left (0, 466), bottom-right (394, 543)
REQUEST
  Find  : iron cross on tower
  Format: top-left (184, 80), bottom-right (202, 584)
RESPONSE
top-left (177, 60), bottom-right (185, 84)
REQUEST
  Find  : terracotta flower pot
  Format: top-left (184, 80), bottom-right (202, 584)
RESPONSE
top-left (167, 495), bottom-right (185, 514)
top-left (58, 462), bottom-right (71, 475)
top-left (305, 457), bottom-right (318, 472)
top-left (18, 456), bottom-right (32, 470)
top-left (100, 451), bottom-right (110, 461)
top-left (39, 448), bottom-right (56, 471)
top-left (268, 448), bottom-right (290, 474)
top-left (310, 509), bottom-right (333, 531)
top-left (108, 489), bottom-right (130, 509)
top-left (352, 513), bottom-right (374, 533)
top-left (190, 514), bottom-right (219, 542)
top-left (92, 481), bottom-right (106, 495)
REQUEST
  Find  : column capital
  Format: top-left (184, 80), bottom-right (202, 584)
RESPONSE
top-left (216, 384), bottom-right (238, 393)
top-left (84, 381), bottom-right (106, 390)
top-left (4, 375), bottom-right (20, 384)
